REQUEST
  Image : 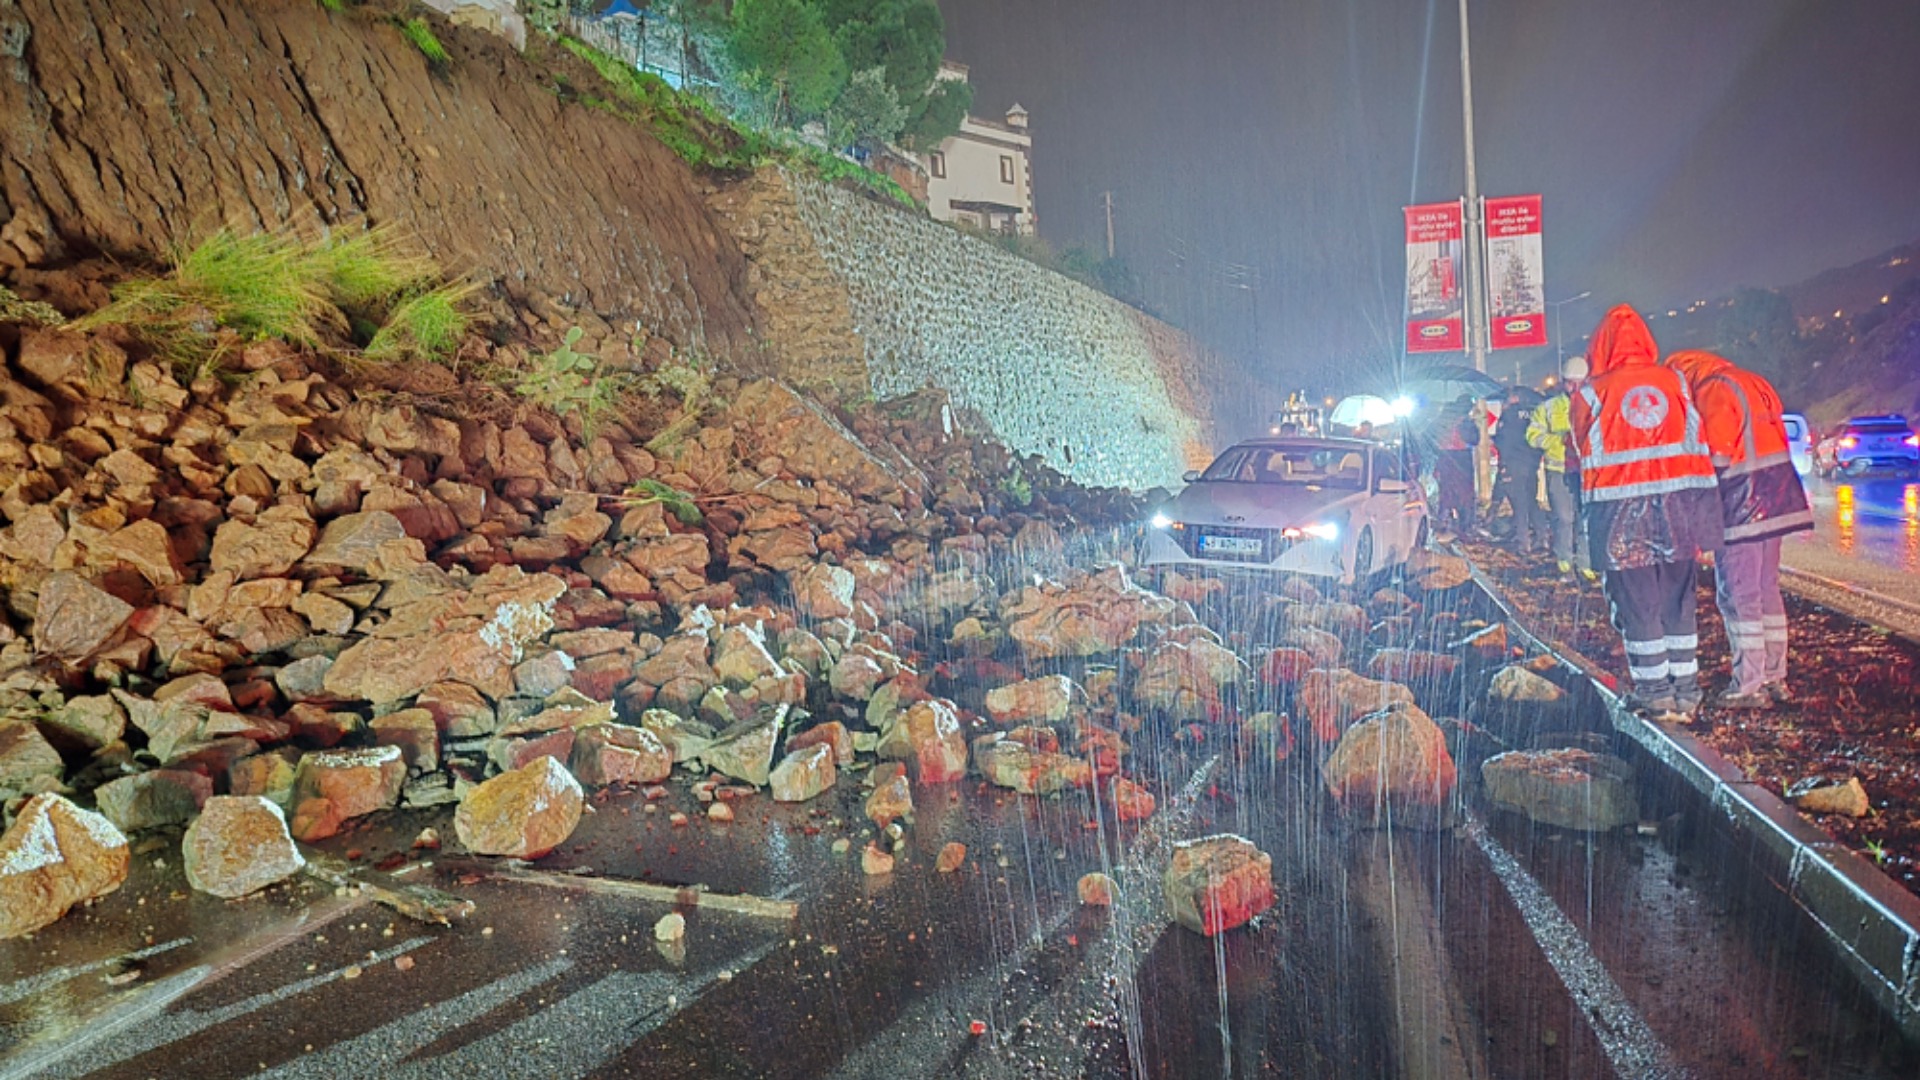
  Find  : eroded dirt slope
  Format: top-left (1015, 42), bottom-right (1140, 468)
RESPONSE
top-left (0, 0), bottom-right (756, 353)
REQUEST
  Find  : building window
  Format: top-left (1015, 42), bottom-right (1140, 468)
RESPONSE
top-left (929, 152), bottom-right (946, 179)
top-left (1000, 155), bottom-right (1015, 184)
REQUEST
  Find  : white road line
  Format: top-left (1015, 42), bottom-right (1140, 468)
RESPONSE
top-left (1466, 818), bottom-right (1686, 1080)
top-left (0, 938), bottom-right (192, 1006)
top-left (6, 938), bottom-right (433, 1080)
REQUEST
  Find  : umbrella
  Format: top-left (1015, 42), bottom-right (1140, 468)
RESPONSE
top-left (1400, 363), bottom-right (1507, 406)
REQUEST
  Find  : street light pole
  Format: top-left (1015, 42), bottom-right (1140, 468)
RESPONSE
top-left (1458, 0), bottom-right (1487, 374)
top-left (1549, 290), bottom-right (1593, 374)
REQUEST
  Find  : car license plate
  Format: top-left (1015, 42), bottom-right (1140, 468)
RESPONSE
top-left (1198, 533), bottom-right (1262, 558)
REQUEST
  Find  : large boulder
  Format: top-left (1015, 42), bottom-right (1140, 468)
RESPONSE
top-left (770, 743), bottom-right (838, 803)
top-left (1134, 638), bottom-right (1249, 720)
top-left (880, 698), bottom-right (968, 783)
top-left (182, 796), bottom-right (305, 898)
top-left (289, 746), bottom-right (407, 841)
top-left (729, 380), bottom-right (922, 500)
top-left (974, 733), bottom-right (1090, 795)
top-left (1322, 703), bottom-right (1457, 824)
top-left (984, 674), bottom-right (1078, 726)
top-left (571, 723), bottom-right (674, 786)
top-left (1163, 834), bottom-right (1275, 936)
top-left (209, 506), bottom-right (316, 580)
top-left (1001, 565), bottom-right (1173, 659)
top-left (1298, 669), bottom-right (1415, 743)
top-left (323, 567), bottom-right (565, 704)
top-left (93, 769), bottom-right (212, 832)
top-left (701, 708), bottom-right (786, 787)
top-left (454, 756), bottom-right (584, 858)
top-left (1, 794), bottom-right (130, 939)
top-left (1481, 750), bottom-right (1639, 831)
top-left (32, 572), bottom-right (134, 661)
top-left (1489, 665), bottom-right (1567, 704)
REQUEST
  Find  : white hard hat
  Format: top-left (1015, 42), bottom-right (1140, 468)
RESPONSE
top-left (1562, 356), bottom-right (1590, 380)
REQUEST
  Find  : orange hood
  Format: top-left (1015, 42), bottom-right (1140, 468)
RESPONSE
top-left (1586, 305), bottom-right (1658, 375)
top-left (1665, 348), bottom-right (1734, 384)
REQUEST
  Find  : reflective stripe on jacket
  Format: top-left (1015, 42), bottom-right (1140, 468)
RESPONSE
top-left (1665, 350), bottom-right (1813, 542)
top-left (1526, 393), bottom-right (1573, 473)
top-left (1572, 370), bottom-right (1718, 503)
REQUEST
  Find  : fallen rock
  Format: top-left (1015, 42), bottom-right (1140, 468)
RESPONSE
top-left (974, 734), bottom-right (1090, 795)
top-left (571, 724), bottom-right (674, 786)
top-left (786, 721), bottom-right (854, 766)
top-left (454, 756), bottom-right (585, 858)
top-left (0, 794), bottom-right (130, 939)
top-left (1481, 749), bottom-right (1638, 831)
top-left (936, 842), bottom-right (967, 873)
top-left (888, 698), bottom-right (968, 783)
top-left (1110, 776), bottom-right (1156, 822)
top-left (1163, 834), bottom-right (1274, 936)
top-left (1298, 668), bottom-right (1416, 743)
top-left (701, 708), bottom-right (786, 787)
top-left (210, 506), bottom-right (316, 579)
top-left (770, 743), bottom-right (838, 803)
top-left (1002, 565), bottom-right (1167, 658)
top-left (1077, 871), bottom-right (1116, 906)
top-left (1258, 646), bottom-right (1316, 688)
top-left (182, 795), bottom-right (305, 898)
top-left (655, 912), bottom-right (687, 942)
top-left (1453, 623), bottom-right (1510, 662)
top-left (33, 572), bottom-right (134, 661)
top-left (790, 563), bottom-right (856, 620)
top-left (1366, 649), bottom-right (1460, 687)
top-left (861, 843), bottom-right (896, 875)
top-left (41, 695), bottom-right (128, 750)
top-left (93, 769), bottom-right (212, 832)
top-left (712, 624), bottom-right (782, 687)
top-left (1322, 703), bottom-right (1457, 823)
top-left (1134, 638), bottom-right (1249, 719)
top-left (1406, 549), bottom-right (1472, 592)
top-left (1489, 665), bottom-right (1566, 704)
top-left (302, 510), bottom-right (408, 571)
top-left (1788, 775), bottom-right (1871, 818)
top-left (370, 710), bottom-right (441, 773)
top-left (983, 674), bottom-right (1077, 726)
top-left (0, 719), bottom-right (63, 792)
top-left (289, 746), bottom-right (407, 841)
top-left (865, 769), bottom-right (913, 827)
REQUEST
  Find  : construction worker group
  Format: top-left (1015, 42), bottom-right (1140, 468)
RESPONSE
top-left (1524, 304), bottom-right (1811, 719)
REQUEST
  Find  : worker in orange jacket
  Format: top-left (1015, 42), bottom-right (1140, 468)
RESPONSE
top-left (1665, 350), bottom-right (1813, 708)
top-left (1571, 306), bottom-right (1724, 718)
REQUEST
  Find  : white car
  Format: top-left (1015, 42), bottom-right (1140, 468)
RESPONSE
top-left (1142, 437), bottom-right (1429, 585)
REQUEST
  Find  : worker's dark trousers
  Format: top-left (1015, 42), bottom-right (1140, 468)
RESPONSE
top-left (1603, 561), bottom-right (1701, 707)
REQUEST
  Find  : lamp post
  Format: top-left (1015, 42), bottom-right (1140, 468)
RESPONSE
top-left (1458, 0), bottom-right (1487, 374)
top-left (1549, 290), bottom-right (1593, 375)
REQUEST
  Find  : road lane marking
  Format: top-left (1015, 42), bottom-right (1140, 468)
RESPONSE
top-left (0, 937), bottom-right (192, 1006)
top-left (1466, 818), bottom-right (1685, 1079)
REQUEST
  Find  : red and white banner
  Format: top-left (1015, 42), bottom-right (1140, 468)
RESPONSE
top-left (1404, 201), bottom-right (1466, 353)
top-left (1485, 194), bottom-right (1547, 350)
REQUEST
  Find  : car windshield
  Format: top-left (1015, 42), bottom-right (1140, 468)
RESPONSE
top-left (1200, 444), bottom-right (1368, 490)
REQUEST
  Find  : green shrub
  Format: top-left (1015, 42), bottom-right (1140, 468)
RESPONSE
top-left (556, 37), bottom-right (763, 171)
top-left (625, 478), bottom-right (704, 525)
top-left (399, 17), bottom-right (450, 66)
top-left (514, 326), bottom-right (632, 437)
top-left (364, 281), bottom-right (475, 364)
top-left (0, 283), bottom-right (66, 327)
top-left (312, 227), bottom-right (438, 311)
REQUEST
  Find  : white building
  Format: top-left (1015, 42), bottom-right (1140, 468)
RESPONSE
top-left (921, 61), bottom-right (1035, 236)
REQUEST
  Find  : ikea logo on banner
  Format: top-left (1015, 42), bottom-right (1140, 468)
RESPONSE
top-left (1420, 325), bottom-right (1449, 338)
top-left (1503, 318), bottom-right (1535, 334)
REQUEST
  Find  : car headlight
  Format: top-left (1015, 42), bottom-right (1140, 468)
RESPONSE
top-left (1150, 512), bottom-right (1174, 530)
top-left (1281, 522), bottom-right (1339, 541)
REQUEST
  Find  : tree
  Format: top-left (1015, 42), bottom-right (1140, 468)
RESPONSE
top-left (728, 0), bottom-right (846, 124)
top-left (900, 75), bottom-right (969, 149)
top-left (830, 66), bottom-right (908, 149)
top-left (816, 0), bottom-right (965, 147)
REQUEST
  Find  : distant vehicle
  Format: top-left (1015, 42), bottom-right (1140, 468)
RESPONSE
top-left (1815, 415), bottom-right (1920, 478)
top-left (1142, 437), bottom-right (1428, 585)
top-left (1781, 413), bottom-right (1813, 475)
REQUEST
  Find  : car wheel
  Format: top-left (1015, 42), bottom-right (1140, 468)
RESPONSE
top-left (1351, 527), bottom-right (1375, 584)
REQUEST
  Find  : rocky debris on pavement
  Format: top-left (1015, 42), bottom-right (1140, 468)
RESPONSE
top-left (1163, 834), bottom-right (1274, 936)
top-left (1077, 871), bottom-right (1116, 906)
top-left (865, 765), bottom-right (914, 827)
top-left (1134, 637), bottom-right (1249, 720)
top-left (1298, 668), bottom-right (1416, 743)
top-left (1788, 775), bottom-right (1871, 818)
top-left (1321, 703), bottom-right (1457, 826)
top-left (290, 746), bottom-right (407, 842)
top-left (454, 756), bottom-right (585, 858)
top-left (1, 793), bottom-right (129, 939)
top-left (936, 841), bottom-right (967, 873)
top-left (769, 742), bottom-right (837, 802)
top-left (1489, 664), bottom-right (1567, 704)
top-left (1480, 749), bottom-right (1639, 831)
top-left (182, 794), bottom-right (305, 897)
top-left (983, 674), bottom-right (1078, 725)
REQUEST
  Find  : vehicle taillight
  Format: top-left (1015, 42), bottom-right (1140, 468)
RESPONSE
top-left (1840, 436), bottom-right (1859, 449)
top-left (1906, 435), bottom-right (1919, 447)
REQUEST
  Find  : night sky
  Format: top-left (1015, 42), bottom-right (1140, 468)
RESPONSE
top-left (937, 0), bottom-right (1920, 391)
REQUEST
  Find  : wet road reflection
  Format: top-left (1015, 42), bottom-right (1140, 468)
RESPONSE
top-left (1796, 476), bottom-right (1920, 573)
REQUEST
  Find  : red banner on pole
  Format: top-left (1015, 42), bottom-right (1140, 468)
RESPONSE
top-left (1485, 194), bottom-right (1546, 350)
top-left (1404, 202), bottom-right (1466, 353)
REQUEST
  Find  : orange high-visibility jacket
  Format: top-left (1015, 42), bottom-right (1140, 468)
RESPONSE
top-left (1571, 306), bottom-right (1718, 503)
top-left (1665, 349), bottom-right (1812, 542)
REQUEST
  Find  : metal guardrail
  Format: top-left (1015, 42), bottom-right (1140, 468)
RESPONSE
top-left (1465, 561), bottom-right (1920, 1043)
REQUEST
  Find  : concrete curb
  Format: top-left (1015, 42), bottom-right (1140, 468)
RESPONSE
top-left (1779, 565), bottom-right (1920, 645)
top-left (1466, 562), bottom-right (1920, 1042)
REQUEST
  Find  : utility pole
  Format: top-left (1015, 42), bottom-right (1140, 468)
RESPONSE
top-left (1458, 0), bottom-right (1488, 374)
top-left (1550, 290), bottom-right (1593, 372)
top-left (1103, 191), bottom-right (1116, 259)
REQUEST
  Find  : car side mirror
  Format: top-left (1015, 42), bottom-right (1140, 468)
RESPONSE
top-left (1182, 470), bottom-right (1201, 484)
top-left (1376, 478), bottom-right (1409, 494)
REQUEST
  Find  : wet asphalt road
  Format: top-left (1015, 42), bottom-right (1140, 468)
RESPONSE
top-left (1783, 476), bottom-right (1920, 606)
top-left (3, 580), bottom-right (1915, 1078)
